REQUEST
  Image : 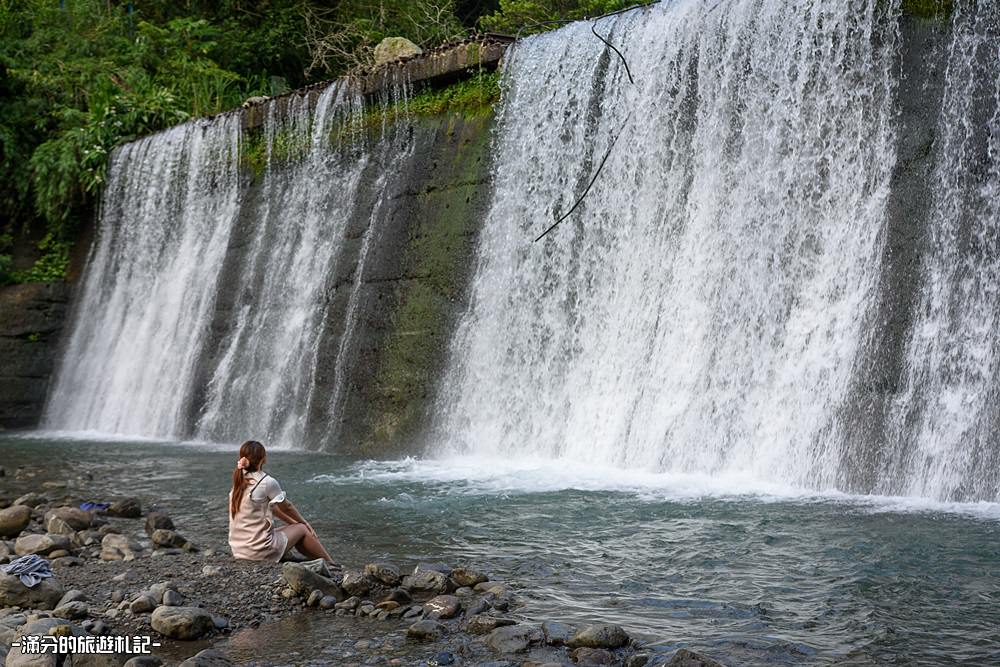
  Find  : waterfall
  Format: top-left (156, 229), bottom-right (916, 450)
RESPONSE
top-left (436, 0), bottom-right (995, 502)
top-left (44, 81), bottom-right (409, 446)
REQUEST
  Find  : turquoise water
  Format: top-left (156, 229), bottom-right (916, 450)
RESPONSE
top-left (2, 434), bottom-right (999, 665)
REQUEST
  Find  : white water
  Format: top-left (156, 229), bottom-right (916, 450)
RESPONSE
top-left (437, 0), bottom-right (902, 490)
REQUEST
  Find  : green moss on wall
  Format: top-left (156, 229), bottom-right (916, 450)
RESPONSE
top-left (900, 0), bottom-right (953, 19)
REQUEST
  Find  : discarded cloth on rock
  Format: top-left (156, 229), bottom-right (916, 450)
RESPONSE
top-left (1, 554), bottom-right (54, 587)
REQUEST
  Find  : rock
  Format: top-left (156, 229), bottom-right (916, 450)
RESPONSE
top-left (53, 600), bottom-right (89, 619)
top-left (341, 570), bottom-right (370, 597)
top-left (319, 595), bottom-right (338, 609)
top-left (474, 581), bottom-right (510, 597)
top-left (450, 567), bottom-right (488, 587)
top-left (107, 498), bottom-right (141, 518)
top-left (624, 655), bottom-right (651, 667)
top-left (51, 555), bottom-right (83, 569)
top-left (406, 619), bottom-right (446, 642)
top-left (373, 36), bottom-right (422, 66)
top-left (408, 569), bottom-right (449, 595)
top-left (241, 95), bottom-right (269, 108)
top-left (364, 561), bottom-right (401, 586)
top-left (486, 625), bottom-right (543, 653)
top-left (14, 533), bottom-right (70, 556)
top-left (124, 658), bottom-right (165, 667)
top-left (212, 616), bottom-right (228, 629)
top-left (467, 614), bottom-right (516, 635)
top-left (567, 623), bottom-right (630, 649)
top-left (202, 565), bottom-right (223, 576)
top-left (335, 596), bottom-right (360, 610)
top-left (47, 549), bottom-right (70, 559)
top-left (307, 589), bottom-right (323, 607)
top-left (663, 649), bottom-right (726, 667)
top-left (6, 618), bottom-right (87, 666)
top-left (465, 595), bottom-right (491, 617)
top-left (424, 594), bottom-right (461, 619)
top-left (571, 647), bottom-right (616, 665)
top-left (144, 511), bottom-right (175, 535)
top-left (299, 558), bottom-right (333, 578)
top-left (150, 605), bottom-right (215, 640)
top-left (430, 651), bottom-right (456, 666)
top-left (282, 562), bottom-right (345, 600)
top-left (150, 529), bottom-right (188, 549)
top-left (44, 507), bottom-right (91, 532)
top-left (0, 506), bottom-right (31, 538)
top-left (111, 590), bottom-right (125, 602)
top-left (178, 648), bottom-right (232, 666)
top-left (0, 573), bottom-right (64, 609)
top-left (129, 594), bottom-right (157, 613)
top-left (13, 493), bottom-right (44, 508)
top-left (403, 605), bottom-right (424, 619)
top-left (100, 533), bottom-right (141, 561)
top-left (375, 600), bottom-right (400, 612)
top-left (162, 590), bottom-right (183, 606)
top-left (542, 620), bottom-right (575, 646)
top-left (148, 582), bottom-right (171, 603)
top-left (57, 589), bottom-right (86, 607)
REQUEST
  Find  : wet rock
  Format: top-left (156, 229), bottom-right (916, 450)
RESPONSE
top-left (424, 594), bottom-right (461, 619)
top-left (542, 620), bottom-right (575, 646)
top-left (364, 561), bottom-right (401, 586)
top-left (663, 649), bottom-right (726, 667)
top-left (571, 647), bottom-right (616, 665)
top-left (282, 562), bottom-right (345, 600)
top-left (307, 589), bottom-right (323, 607)
top-left (144, 511), bottom-right (175, 535)
top-left (450, 567), bottom-right (488, 588)
top-left (467, 614), bottom-right (516, 635)
top-left (0, 572), bottom-right (64, 609)
top-left (100, 533), bottom-right (141, 561)
top-left (151, 605), bottom-right (215, 640)
top-left (567, 623), bottom-right (630, 649)
top-left (385, 587), bottom-right (412, 604)
top-left (0, 506), bottom-right (31, 538)
top-left (403, 604), bottom-right (424, 619)
top-left (150, 529), bottom-right (188, 549)
top-left (44, 507), bottom-right (91, 532)
top-left (474, 581), bottom-right (510, 597)
top-left (107, 497), bottom-right (142, 518)
top-left (319, 595), bottom-right (338, 609)
top-left (486, 625), bottom-right (543, 653)
top-left (130, 594), bottom-right (157, 613)
top-left (406, 619), bottom-right (446, 642)
top-left (341, 570), bottom-right (371, 597)
top-left (162, 590), bottom-right (184, 606)
top-left (429, 651), bottom-right (456, 666)
top-left (624, 655), bottom-right (651, 667)
top-left (408, 569), bottom-right (449, 596)
top-left (53, 600), bottom-right (89, 619)
top-left (178, 648), bottom-right (232, 666)
top-left (464, 595), bottom-right (491, 617)
top-left (13, 493), bottom-right (44, 508)
top-left (373, 36), bottom-right (422, 66)
top-left (335, 596), bottom-right (360, 610)
top-left (14, 532), bottom-right (70, 556)
top-left (375, 600), bottom-right (400, 612)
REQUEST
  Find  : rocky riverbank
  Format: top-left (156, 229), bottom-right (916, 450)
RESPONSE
top-left (0, 462), bottom-right (727, 667)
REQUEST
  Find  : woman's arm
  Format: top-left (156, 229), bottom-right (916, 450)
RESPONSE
top-left (271, 503), bottom-right (296, 525)
top-left (275, 499), bottom-right (317, 535)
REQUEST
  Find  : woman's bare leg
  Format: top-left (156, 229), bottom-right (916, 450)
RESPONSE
top-left (279, 524), bottom-right (334, 561)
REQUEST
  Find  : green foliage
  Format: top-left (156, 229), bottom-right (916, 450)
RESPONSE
top-left (407, 71), bottom-right (500, 117)
top-left (9, 232), bottom-right (72, 283)
top-left (0, 232), bottom-right (12, 285)
top-left (479, 0), bottom-right (653, 34)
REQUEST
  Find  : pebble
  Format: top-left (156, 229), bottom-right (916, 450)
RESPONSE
top-left (163, 590), bottom-right (184, 606)
top-left (202, 565), bottom-right (223, 576)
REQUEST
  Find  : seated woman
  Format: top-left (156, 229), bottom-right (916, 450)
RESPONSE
top-left (228, 440), bottom-right (334, 563)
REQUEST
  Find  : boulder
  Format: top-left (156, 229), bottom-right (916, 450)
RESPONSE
top-left (663, 649), bottom-right (726, 667)
top-left (341, 570), bottom-right (370, 597)
top-left (150, 605), bottom-right (215, 640)
top-left (485, 625), bottom-right (543, 653)
top-left (0, 572), bottom-right (64, 609)
top-left (450, 567), bottom-right (488, 588)
top-left (364, 561), bottom-right (402, 586)
top-left (424, 594), bottom-right (461, 619)
top-left (44, 507), bottom-right (91, 532)
top-left (0, 505), bottom-right (31, 538)
top-left (542, 620), bottom-right (575, 646)
top-left (144, 511), bottom-right (175, 535)
top-left (406, 619), bottom-right (446, 642)
top-left (466, 614), bottom-right (516, 635)
top-left (567, 623), bottom-right (630, 649)
top-left (282, 562), bottom-right (345, 600)
top-left (571, 647), bottom-right (616, 665)
top-left (100, 533), bottom-right (141, 561)
top-left (373, 37), bottom-right (422, 66)
top-left (178, 648), bottom-right (232, 666)
top-left (107, 498), bottom-right (142, 518)
top-left (14, 533), bottom-right (70, 556)
top-left (407, 569), bottom-right (449, 595)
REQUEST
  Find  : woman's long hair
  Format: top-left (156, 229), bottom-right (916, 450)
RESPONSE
top-left (230, 440), bottom-right (267, 518)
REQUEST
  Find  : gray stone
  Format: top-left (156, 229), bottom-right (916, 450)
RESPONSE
top-left (162, 589), bottom-right (183, 606)
top-left (123, 658), bottom-right (165, 667)
top-left (341, 570), bottom-right (370, 597)
top-left (663, 649), bottom-right (726, 667)
top-left (50, 556), bottom-right (83, 569)
top-left (106, 498), bottom-right (141, 518)
top-left (450, 567), bottom-right (488, 587)
top-left (406, 619), bottom-right (446, 642)
top-left (571, 647), bottom-right (616, 665)
top-left (625, 655), bottom-right (651, 667)
top-left (567, 623), bottom-right (630, 649)
top-left (385, 587), bottom-right (412, 604)
top-left (6, 618), bottom-right (86, 666)
top-left (0, 505), bottom-right (31, 538)
top-left (373, 37), bottom-right (423, 66)
top-left (144, 511), bottom-right (174, 535)
top-left (14, 533), bottom-right (70, 556)
top-left (56, 589), bottom-right (86, 607)
top-left (542, 620), bottom-right (575, 646)
top-left (44, 507), bottom-right (91, 532)
top-left (408, 569), bottom-right (449, 595)
top-left (466, 614), bottom-right (516, 635)
top-left (364, 561), bottom-right (402, 586)
top-left (334, 595), bottom-right (360, 610)
top-left (148, 582), bottom-right (171, 603)
top-left (150, 529), bottom-right (188, 549)
top-left (485, 625), bottom-right (543, 653)
top-left (202, 565), bottom-right (223, 576)
top-left (0, 573), bottom-right (64, 609)
top-left (129, 594), bottom-right (156, 614)
top-left (100, 533), bottom-right (141, 561)
top-left (150, 605), bottom-right (215, 640)
top-left (424, 594), bottom-right (461, 619)
top-left (403, 604), bottom-right (424, 619)
top-left (306, 589), bottom-right (323, 607)
top-left (178, 648), bottom-right (232, 666)
top-left (52, 600), bottom-right (88, 619)
top-left (319, 594), bottom-right (338, 609)
top-left (13, 493), bottom-right (43, 508)
top-left (282, 562), bottom-right (345, 600)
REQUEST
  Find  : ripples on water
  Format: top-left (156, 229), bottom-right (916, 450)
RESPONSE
top-left (2, 435), bottom-right (999, 665)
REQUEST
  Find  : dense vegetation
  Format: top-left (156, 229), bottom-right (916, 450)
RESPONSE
top-left (0, 0), bottom-right (641, 284)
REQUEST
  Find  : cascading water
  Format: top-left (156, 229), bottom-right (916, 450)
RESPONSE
top-left (43, 81), bottom-right (410, 446)
top-left (436, 0), bottom-right (1000, 502)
